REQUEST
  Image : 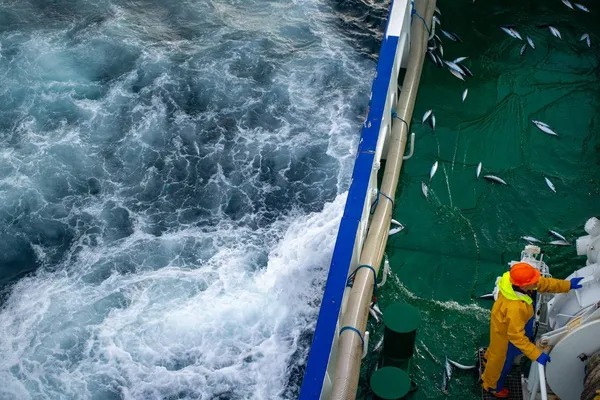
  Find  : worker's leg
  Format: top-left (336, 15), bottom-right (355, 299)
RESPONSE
top-left (496, 316), bottom-right (535, 390)
top-left (481, 339), bottom-right (509, 391)
top-left (496, 342), bottom-right (522, 390)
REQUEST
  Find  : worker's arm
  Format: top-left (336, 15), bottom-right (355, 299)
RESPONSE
top-left (536, 276), bottom-right (571, 293)
top-left (506, 305), bottom-right (542, 361)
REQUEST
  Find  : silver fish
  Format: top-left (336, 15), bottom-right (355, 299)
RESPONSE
top-left (441, 29), bottom-right (461, 42)
top-left (453, 56), bottom-right (469, 63)
top-left (562, 0), bottom-right (574, 9)
top-left (431, 114), bottom-right (436, 130)
top-left (521, 236), bottom-right (541, 243)
top-left (442, 366), bottom-right (449, 394)
top-left (369, 308), bottom-right (380, 322)
top-left (476, 162), bottom-right (482, 179)
top-left (527, 36), bottom-right (535, 49)
top-left (391, 219), bottom-right (403, 227)
top-left (520, 43), bottom-right (527, 56)
top-left (462, 88), bottom-right (468, 102)
top-left (435, 54), bottom-right (445, 67)
top-left (430, 161), bottom-right (438, 182)
top-left (433, 16), bottom-right (442, 26)
top-left (545, 177), bottom-right (556, 193)
top-left (373, 337), bottom-right (384, 352)
top-left (574, 3), bottom-right (590, 12)
top-left (427, 51), bottom-right (438, 65)
top-left (444, 357), bottom-right (453, 390)
top-left (435, 6), bottom-right (441, 15)
top-left (389, 226), bottom-right (404, 236)
top-left (484, 175), bottom-right (507, 185)
top-left (450, 69), bottom-right (465, 81)
top-left (580, 33), bottom-right (591, 47)
top-left (439, 44), bottom-right (444, 57)
top-left (477, 293), bottom-right (495, 300)
top-left (372, 303), bottom-right (383, 316)
top-left (550, 240), bottom-right (571, 246)
top-left (549, 230), bottom-right (567, 241)
top-left (533, 121), bottom-right (559, 136)
top-left (448, 359), bottom-right (477, 370)
top-left (421, 181), bottom-right (429, 199)
top-left (459, 64), bottom-right (473, 77)
top-left (501, 27), bottom-right (519, 39)
top-left (422, 109), bottom-right (433, 123)
top-left (445, 60), bottom-right (465, 74)
top-left (532, 119), bottom-right (550, 128)
top-left (511, 28), bottom-right (523, 40)
top-left (549, 26), bottom-right (562, 39)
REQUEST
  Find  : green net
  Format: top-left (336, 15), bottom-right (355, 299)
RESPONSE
top-left (360, 0), bottom-right (600, 398)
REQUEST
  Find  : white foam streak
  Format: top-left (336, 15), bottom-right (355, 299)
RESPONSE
top-left (0, 193), bottom-right (347, 399)
top-left (0, 0), bottom-right (374, 397)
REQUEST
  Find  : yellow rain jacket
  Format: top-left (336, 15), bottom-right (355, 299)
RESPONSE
top-left (481, 272), bottom-right (570, 391)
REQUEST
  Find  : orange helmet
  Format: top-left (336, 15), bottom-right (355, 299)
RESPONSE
top-left (510, 262), bottom-right (541, 286)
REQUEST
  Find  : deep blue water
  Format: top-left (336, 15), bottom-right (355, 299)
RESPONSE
top-left (0, 0), bottom-right (387, 398)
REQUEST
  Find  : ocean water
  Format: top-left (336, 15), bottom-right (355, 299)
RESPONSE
top-left (0, 0), bottom-right (386, 398)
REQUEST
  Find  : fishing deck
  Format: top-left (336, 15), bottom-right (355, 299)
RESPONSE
top-left (479, 348), bottom-right (524, 400)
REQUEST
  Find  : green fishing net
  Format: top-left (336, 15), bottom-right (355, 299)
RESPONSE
top-left (360, 0), bottom-right (600, 398)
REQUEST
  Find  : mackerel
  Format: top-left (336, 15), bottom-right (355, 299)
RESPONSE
top-left (445, 60), bottom-right (465, 74)
top-left (545, 177), bottom-right (556, 193)
top-left (549, 230), bottom-right (567, 241)
top-left (484, 175), bottom-right (507, 185)
top-left (580, 33), bottom-right (591, 48)
top-left (430, 161), bottom-right (438, 182)
top-left (449, 69), bottom-right (465, 81)
top-left (448, 359), bottom-right (477, 370)
top-left (501, 27), bottom-right (519, 39)
top-left (458, 64), bottom-right (474, 77)
top-left (422, 109), bottom-right (433, 123)
top-left (549, 26), bottom-right (562, 39)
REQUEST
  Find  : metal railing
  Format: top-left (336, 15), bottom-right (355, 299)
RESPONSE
top-left (298, 0), bottom-right (433, 398)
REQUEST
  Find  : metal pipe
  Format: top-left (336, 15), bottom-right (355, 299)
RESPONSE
top-left (528, 366), bottom-right (539, 400)
top-left (538, 363), bottom-right (548, 400)
top-left (328, 0), bottom-right (436, 398)
top-left (403, 132), bottom-right (415, 160)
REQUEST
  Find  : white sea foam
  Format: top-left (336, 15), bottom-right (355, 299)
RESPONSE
top-left (0, 194), bottom-right (347, 399)
top-left (0, 0), bottom-right (374, 397)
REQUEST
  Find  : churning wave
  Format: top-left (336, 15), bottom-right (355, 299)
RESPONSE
top-left (0, 0), bottom-right (381, 398)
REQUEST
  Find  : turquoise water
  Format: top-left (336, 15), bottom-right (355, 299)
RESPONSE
top-left (362, 0), bottom-right (600, 398)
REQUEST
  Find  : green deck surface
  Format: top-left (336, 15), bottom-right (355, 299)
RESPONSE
top-left (359, 0), bottom-right (600, 398)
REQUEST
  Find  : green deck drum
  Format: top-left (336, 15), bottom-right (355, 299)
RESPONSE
top-left (382, 302), bottom-right (420, 367)
top-left (370, 366), bottom-right (411, 400)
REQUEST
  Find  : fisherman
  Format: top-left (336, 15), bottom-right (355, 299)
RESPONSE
top-left (481, 262), bottom-right (584, 398)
